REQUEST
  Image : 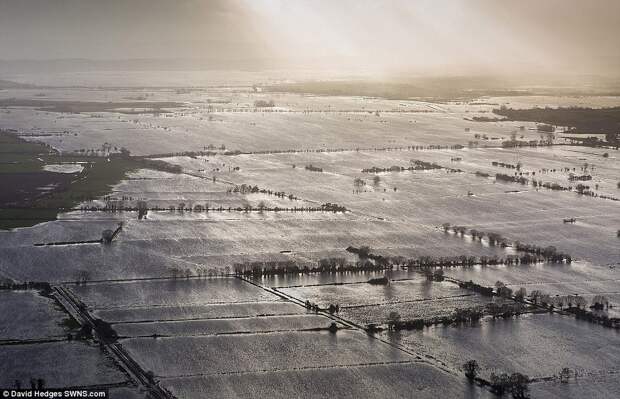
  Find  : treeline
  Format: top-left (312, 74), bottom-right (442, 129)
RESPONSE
top-left (382, 301), bottom-right (528, 332)
top-left (305, 164), bottom-right (323, 172)
top-left (492, 173), bottom-right (619, 201)
top-left (347, 245), bottom-right (568, 269)
top-left (568, 174), bottom-right (592, 181)
top-left (502, 139), bottom-right (553, 148)
top-left (231, 235), bottom-right (573, 278)
top-left (528, 290), bottom-right (618, 329)
top-left (95, 202), bottom-right (348, 213)
top-left (442, 224), bottom-right (573, 263)
top-left (0, 280), bottom-right (51, 293)
top-left (492, 161), bottom-right (521, 170)
top-left (361, 159), bottom-right (462, 174)
top-left (227, 184), bottom-right (299, 200)
top-left (233, 257), bottom-right (389, 277)
top-left (496, 173), bottom-right (528, 185)
top-left (236, 144), bottom-right (465, 156)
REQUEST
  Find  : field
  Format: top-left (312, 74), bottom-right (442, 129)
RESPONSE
top-left (387, 313), bottom-right (620, 379)
top-left (0, 288), bottom-right (132, 392)
top-left (61, 274), bottom-right (481, 398)
top-left (114, 314), bottom-right (334, 337)
top-left (0, 290), bottom-right (70, 341)
top-left (0, 341), bottom-right (129, 388)
top-left (69, 277), bottom-right (279, 309)
top-left (162, 362), bottom-right (493, 399)
top-left (1, 77), bottom-right (619, 398)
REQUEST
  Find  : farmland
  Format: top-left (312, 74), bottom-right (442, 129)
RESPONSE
top-left (0, 74), bottom-right (619, 398)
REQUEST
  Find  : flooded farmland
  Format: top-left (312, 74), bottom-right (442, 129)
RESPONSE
top-left (2, 3), bottom-right (620, 395)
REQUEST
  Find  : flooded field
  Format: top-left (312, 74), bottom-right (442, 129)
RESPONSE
top-left (387, 313), bottom-right (620, 379)
top-left (1, 76), bottom-right (619, 398)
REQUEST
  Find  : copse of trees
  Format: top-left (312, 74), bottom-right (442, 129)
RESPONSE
top-left (385, 306), bottom-right (485, 331)
top-left (253, 99), bottom-right (275, 108)
top-left (360, 159), bottom-right (462, 174)
top-left (368, 276), bottom-right (389, 285)
top-left (458, 280), bottom-right (494, 296)
top-left (489, 372), bottom-right (530, 398)
top-left (462, 360), bottom-right (480, 381)
top-left (305, 164), bottom-right (323, 172)
top-left (496, 173), bottom-right (528, 185)
top-left (93, 319), bottom-right (118, 343)
top-left (492, 161), bottom-right (522, 170)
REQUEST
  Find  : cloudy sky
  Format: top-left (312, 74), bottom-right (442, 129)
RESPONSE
top-left (1, 0), bottom-right (619, 75)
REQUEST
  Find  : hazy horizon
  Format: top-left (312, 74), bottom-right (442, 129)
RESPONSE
top-left (1, 0), bottom-right (620, 78)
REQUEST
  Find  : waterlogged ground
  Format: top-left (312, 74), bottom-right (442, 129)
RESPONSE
top-left (386, 313), bottom-right (620, 379)
top-left (0, 290), bottom-right (69, 341)
top-left (0, 341), bottom-right (129, 388)
top-left (162, 362), bottom-right (492, 399)
top-left (0, 290), bottom-right (132, 392)
top-left (63, 275), bottom-right (480, 397)
top-left (0, 80), bottom-right (619, 398)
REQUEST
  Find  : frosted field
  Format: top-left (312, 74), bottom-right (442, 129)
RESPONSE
top-left (0, 341), bottom-right (128, 388)
top-left (0, 290), bottom-right (70, 341)
top-left (387, 313), bottom-right (620, 380)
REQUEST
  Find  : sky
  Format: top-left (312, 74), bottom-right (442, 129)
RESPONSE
top-left (1, 0), bottom-right (619, 76)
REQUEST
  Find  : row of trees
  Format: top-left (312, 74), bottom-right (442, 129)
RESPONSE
top-left (237, 143), bottom-right (465, 157)
top-left (98, 203), bottom-right (348, 214)
top-left (383, 302), bottom-right (527, 332)
top-left (228, 184), bottom-right (298, 200)
top-left (0, 280), bottom-right (51, 292)
top-left (528, 290), bottom-right (618, 328)
top-left (492, 161), bottom-right (521, 170)
top-left (442, 224), bottom-right (573, 263)
top-left (490, 171), bottom-right (619, 201)
top-left (233, 258), bottom-right (388, 277)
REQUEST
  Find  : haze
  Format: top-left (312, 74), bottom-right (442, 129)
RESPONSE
top-left (1, 0), bottom-right (619, 77)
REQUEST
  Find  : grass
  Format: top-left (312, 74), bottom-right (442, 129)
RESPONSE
top-left (493, 106), bottom-right (620, 136)
top-left (0, 131), bottom-right (180, 229)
